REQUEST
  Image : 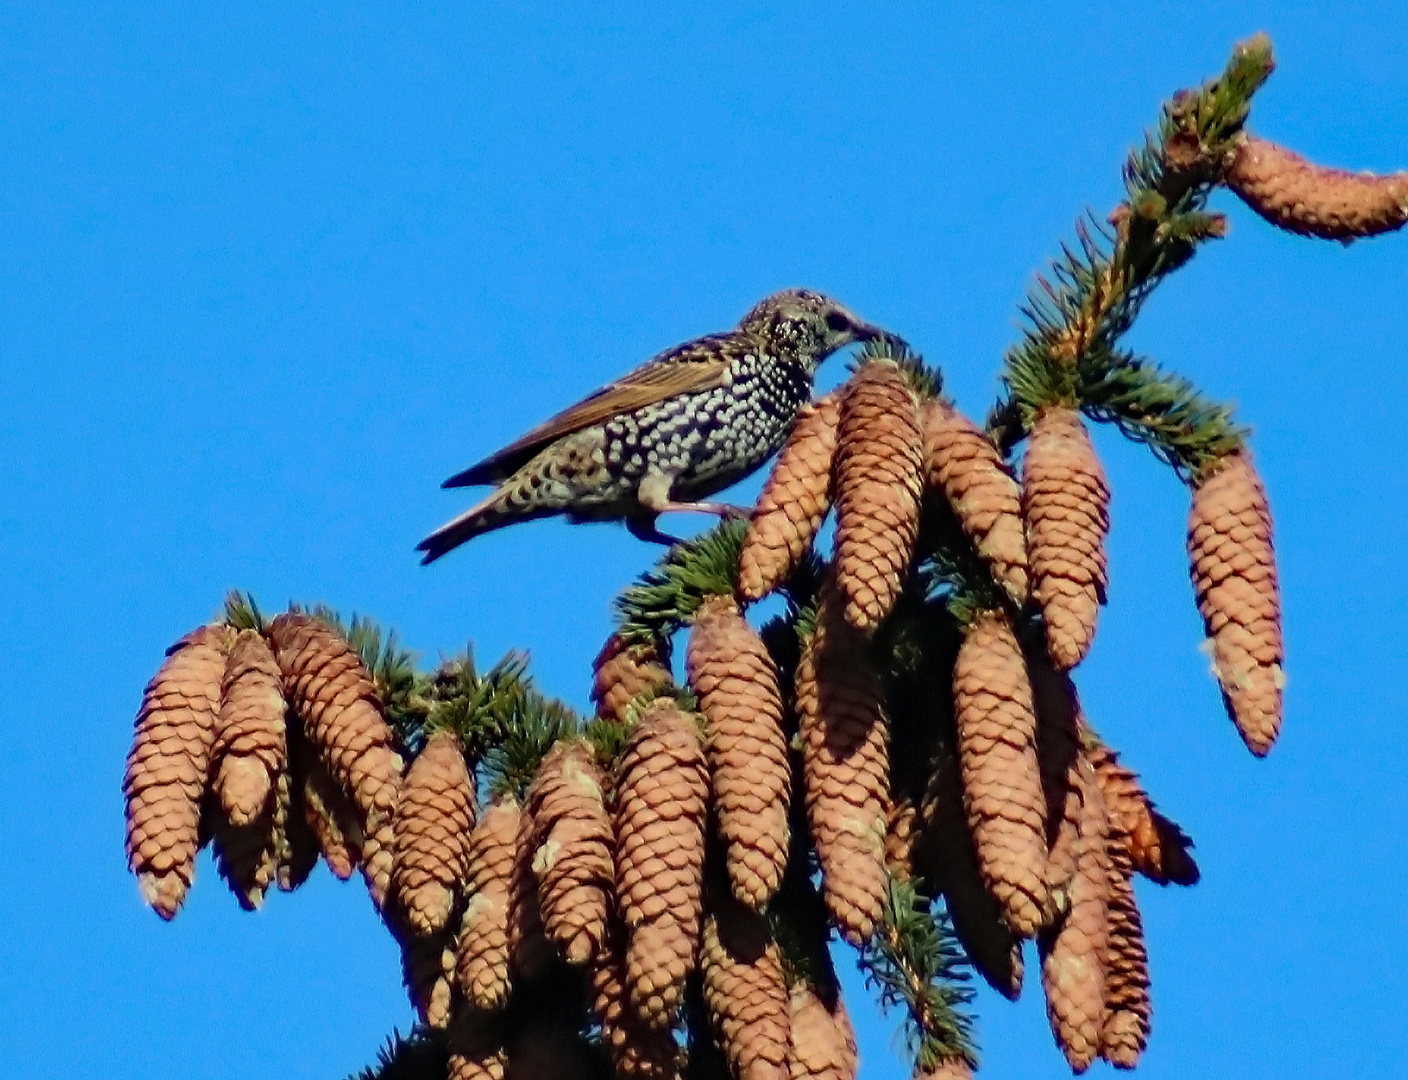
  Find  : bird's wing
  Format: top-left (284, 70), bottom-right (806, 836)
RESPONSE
top-left (442, 337), bottom-right (738, 488)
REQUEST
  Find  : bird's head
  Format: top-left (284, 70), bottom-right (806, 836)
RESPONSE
top-left (738, 288), bottom-right (883, 372)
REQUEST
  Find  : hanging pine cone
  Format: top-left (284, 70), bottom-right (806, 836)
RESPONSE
top-left (1100, 836), bottom-right (1151, 1069)
top-left (915, 737), bottom-right (1024, 1000)
top-left (922, 397), bottom-right (1029, 605)
top-left (508, 798), bottom-right (554, 981)
top-left (952, 609), bottom-right (1048, 937)
top-left (1023, 406), bottom-right (1110, 670)
top-left (400, 922), bottom-right (458, 1029)
top-left (738, 393), bottom-right (841, 602)
top-left (592, 633), bottom-right (673, 723)
top-left (1029, 651), bottom-right (1083, 910)
top-left (210, 767), bottom-right (286, 911)
top-left (299, 742), bottom-right (363, 881)
top-left (391, 729), bottom-right (476, 936)
top-left (277, 768), bottom-right (320, 892)
top-left (527, 739), bottom-right (614, 965)
top-left (1086, 740), bottom-right (1199, 887)
top-left (212, 628), bottom-right (287, 827)
top-left (449, 1006), bottom-right (510, 1080)
top-left (1225, 133), bottom-right (1408, 240)
top-left (701, 898), bottom-right (791, 1080)
top-left (591, 922), bottom-right (684, 1080)
top-left (833, 359), bottom-right (925, 633)
top-left (1187, 449), bottom-right (1283, 756)
top-left (884, 798), bottom-right (917, 879)
top-left (457, 797), bottom-right (520, 1011)
top-left (686, 594), bottom-right (791, 909)
top-left (796, 584), bottom-right (890, 946)
top-left (614, 698), bottom-right (709, 1028)
top-left (267, 612), bottom-right (404, 906)
top-left (124, 622), bottom-right (234, 919)
top-left (787, 985), bottom-right (857, 1080)
top-left (1039, 762), bottom-right (1111, 1074)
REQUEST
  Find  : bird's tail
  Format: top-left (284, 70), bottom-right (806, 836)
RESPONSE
top-left (416, 487), bottom-right (552, 564)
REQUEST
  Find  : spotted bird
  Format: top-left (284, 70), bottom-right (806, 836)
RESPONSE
top-left (418, 289), bottom-right (881, 563)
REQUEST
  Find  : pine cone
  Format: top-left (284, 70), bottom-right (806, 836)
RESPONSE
top-left (210, 762), bottom-right (290, 910)
top-left (787, 985), bottom-right (857, 1080)
top-left (267, 612), bottom-right (404, 905)
top-left (796, 584), bottom-right (890, 946)
top-left (738, 393), bottom-right (841, 602)
top-left (1023, 407), bottom-right (1110, 669)
top-left (833, 360), bottom-right (924, 633)
top-left (392, 729), bottom-right (477, 936)
top-left (1226, 133), bottom-right (1408, 240)
top-left (884, 798), bottom-right (917, 879)
top-left (615, 698), bottom-right (709, 1028)
top-left (953, 610), bottom-right (1048, 937)
top-left (124, 623), bottom-right (234, 919)
top-left (701, 899), bottom-right (791, 1080)
top-left (457, 797), bottom-right (519, 1011)
top-left (400, 922), bottom-right (458, 1029)
top-left (277, 767), bottom-right (320, 892)
top-left (449, 1007), bottom-right (509, 1080)
top-left (1187, 449), bottom-right (1283, 756)
top-left (299, 742), bottom-right (363, 880)
top-left (591, 923), bottom-right (683, 1080)
top-left (527, 740), bottom-right (614, 965)
top-left (592, 634), bottom-right (672, 723)
top-left (922, 397), bottom-right (1029, 605)
top-left (1086, 740), bottom-right (1199, 887)
top-left (1039, 762), bottom-right (1111, 1074)
top-left (1100, 837), bottom-right (1151, 1069)
top-left (1030, 653), bottom-right (1082, 911)
top-left (915, 737), bottom-right (1024, 1000)
top-left (212, 628), bottom-right (287, 827)
top-left (686, 594), bottom-right (791, 909)
top-left (508, 798), bottom-right (554, 981)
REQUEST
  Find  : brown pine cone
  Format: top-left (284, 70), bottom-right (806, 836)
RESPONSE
top-left (400, 922), bottom-right (457, 1029)
top-left (1187, 449), bottom-right (1283, 756)
top-left (1023, 407), bottom-right (1110, 670)
top-left (701, 899), bottom-right (791, 1080)
top-left (210, 761), bottom-right (290, 910)
top-left (449, 1007), bottom-right (509, 1080)
top-left (953, 609), bottom-right (1048, 937)
top-left (913, 1059), bottom-right (973, 1080)
top-left (592, 633), bottom-right (673, 723)
top-left (738, 393), bottom-right (841, 602)
top-left (787, 985), bottom-right (857, 1080)
top-left (915, 737), bottom-right (1024, 1001)
top-left (884, 798), bottom-right (917, 879)
top-left (527, 740), bottom-right (614, 965)
top-left (922, 397), bottom-right (1029, 605)
top-left (508, 798), bottom-right (554, 981)
top-left (686, 594), bottom-right (791, 909)
top-left (267, 612), bottom-right (404, 905)
top-left (124, 623), bottom-right (235, 919)
top-left (1029, 652), bottom-right (1082, 911)
top-left (457, 796), bottom-right (519, 1011)
top-left (1100, 837), bottom-right (1151, 1069)
top-left (615, 698), bottom-right (709, 1028)
top-left (277, 765), bottom-right (320, 892)
top-left (212, 628), bottom-right (286, 827)
top-left (1085, 739), bottom-right (1199, 887)
top-left (392, 729), bottom-right (477, 936)
top-left (591, 923), bottom-right (684, 1080)
top-left (796, 584), bottom-right (890, 946)
top-left (1226, 133), bottom-right (1408, 240)
top-left (1039, 762), bottom-right (1111, 1074)
top-left (299, 743), bottom-right (363, 881)
top-left (833, 360), bottom-right (925, 633)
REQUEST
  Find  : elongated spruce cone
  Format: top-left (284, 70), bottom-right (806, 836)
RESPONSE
top-left (797, 584), bottom-right (890, 946)
top-left (527, 739), bottom-right (614, 965)
top-left (592, 634), bottom-right (672, 723)
top-left (687, 594), bottom-right (791, 909)
top-left (1024, 407), bottom-right (1110, 670)
top-left (615, 699), bottom-right (709, 1028)
top-left (702, 899), bottom-right (791, 1080)
top-left (922, 397), bottom-right (1029, 605)
top-left (213, 628), bottom-right (287, 827)
top-left (1086, 739), bottom-right (1199, 887)
top-left (1101, 837), bottom-right (1151, 1068)
top-left (788, 986), bottom-right (857, 1080)
top-left (1030, 652), bottom-right (1082, 909)
top-left (457, 797), bottom-right (519, 1011)
top-left (267, 612), bottom-right (403, 906)
top-left (300, 743), bottom-right (363, 880)
top-left (738, 393), bottom-right (840, 601)
top-left (953, 610), bottom-right (1047, 937)
top-left (1039, 762), bottom-right (1111, 1074)
top-left (592, 923), bottom-right (683, 1080)
top-left (1188, 449), bottom-right (1283, 756)
top-left (1226, 133), bottom-right (1408, 241)
top-left (392, 729), bottom-right (476, 936)
top-left (124, 623), bottom-right (234, 919)
top-left (833, 360), bottom-right (924, 633)
top-left (400, 922), bottom-right (457, 1029)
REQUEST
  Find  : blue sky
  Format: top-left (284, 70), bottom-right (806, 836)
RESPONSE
top-left (2, 3), bottom-right (1406, 1077)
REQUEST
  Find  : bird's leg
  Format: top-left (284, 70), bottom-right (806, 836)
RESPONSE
top-left (626, 514), bottom-right (685, 546)
top-left (653, 500), bottom-right (751, 520)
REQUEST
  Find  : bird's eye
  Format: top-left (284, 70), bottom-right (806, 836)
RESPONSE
top-left (825, 311), bottom-right (851, 332)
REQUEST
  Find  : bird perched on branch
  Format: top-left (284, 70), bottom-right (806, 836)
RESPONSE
top-left (418, 288), bottom-right (881, 564)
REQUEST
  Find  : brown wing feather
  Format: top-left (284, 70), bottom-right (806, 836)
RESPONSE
top-left (443, 336), bottom-right (737, 487)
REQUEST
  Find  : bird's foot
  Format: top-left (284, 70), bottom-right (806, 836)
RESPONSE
top-left (626, 515), bottom-right (686, 546)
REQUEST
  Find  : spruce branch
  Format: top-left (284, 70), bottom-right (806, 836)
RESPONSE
top-left (347, 1026), bottom-right (447, 1080)
top-left (614, 520), bottom-right (747, 642)
top-left (855, 335), bottom-right (943, 400)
